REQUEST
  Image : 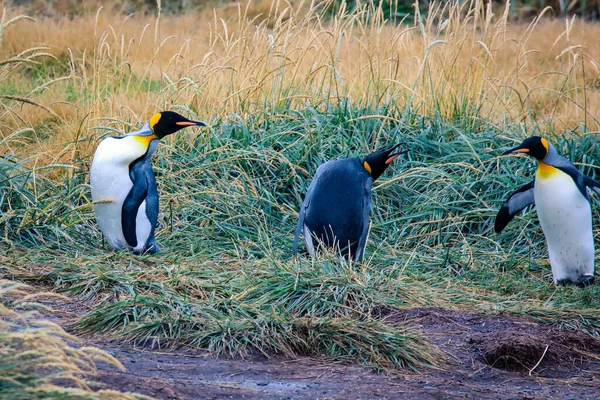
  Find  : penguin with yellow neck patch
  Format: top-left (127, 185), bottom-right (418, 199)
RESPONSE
top-left (495, 136), bottom-right (599, 287)
top-left (293, 145), bottom-right (406, 261)
top-left (91, 111), bottom-right (206, 254)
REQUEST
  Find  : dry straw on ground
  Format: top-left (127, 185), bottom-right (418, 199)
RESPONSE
top-left (0, 280), bottom-right (143, 399)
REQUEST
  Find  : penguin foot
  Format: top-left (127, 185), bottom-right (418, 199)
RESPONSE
top-left (556, 276), bottom-right (595, 288)
top-left (133, 244), bottom-right (160, 255)
top-left (575, 275), bottom-right (595, 288)
top-left (143, 244), bottom-right (160, 255)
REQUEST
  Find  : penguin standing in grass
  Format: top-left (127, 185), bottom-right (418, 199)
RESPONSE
top-left (91, 111), bottom-right (206, 254)
top-left (293, 145), bottom-right (406, 262)
top-left (495, 136), bottom-right (599, 287)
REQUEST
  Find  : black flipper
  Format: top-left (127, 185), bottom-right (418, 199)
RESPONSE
top-left (583, 175), bottom-right (600, 196)
top-left (292, 167), bottom-right (324, 255)
top-left (354, 184), bottom-right (372, 262)
top-left (292, 199), bottom-right (307, 255)
top-left (122, 159), bottom-right (150, 247)
top-left (293, 185), bottom-right (314, 255)
top-left (141, 158), bottom-right (159, 252)
top-left (495, 180), bottom-right (535, 233)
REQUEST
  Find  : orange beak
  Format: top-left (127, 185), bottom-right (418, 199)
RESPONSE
top-left (385, 149), bottom-right (408, 164)
top-left (503, 146), bottom-right (530, 155)
top-left (175, 119), bottom-right (206, 127)
top-left (385, 154), bottom-right (400, 164)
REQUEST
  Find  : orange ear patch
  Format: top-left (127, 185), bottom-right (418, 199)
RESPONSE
top-left (363, 161), bottom-right (372, 174)
top-left (149, 113), bottom-right (161, 130)
top-left (541, 137), bottom-right (549, 152)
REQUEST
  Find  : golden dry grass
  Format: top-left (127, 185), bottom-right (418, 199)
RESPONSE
top-left (0, 0), bottom-right (599, 166)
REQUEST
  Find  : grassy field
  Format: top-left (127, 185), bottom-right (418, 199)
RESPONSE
top-left (2, 0), bottom-right (600, 397)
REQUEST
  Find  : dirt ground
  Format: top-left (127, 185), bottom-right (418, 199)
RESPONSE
top-left (44, 298), bottom-right (600, 399)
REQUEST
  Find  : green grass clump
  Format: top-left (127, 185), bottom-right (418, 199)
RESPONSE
top-left (69, 254), bottom-right (442, 370)
top-left (4, 101), bottom-right (600, 372)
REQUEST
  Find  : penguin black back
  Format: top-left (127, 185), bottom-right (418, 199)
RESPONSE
top-left (303, 158), bottom-right (371, 258)
top-left (293, 145), bottom-right (406, 261)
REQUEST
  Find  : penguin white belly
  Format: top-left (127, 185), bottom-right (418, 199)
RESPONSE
top-left (91, 137), bottom-right (150, 251)
top-left (91, 160), bottom-right (133, 251)
top-left (534, 169), bottom-right (594, 284)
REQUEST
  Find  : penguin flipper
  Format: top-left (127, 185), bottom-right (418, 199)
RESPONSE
top-left (494, 180), bottom-right (535, 233)
top-left (293, 166), bottom-right (325, 255)
top-left (293, 186), bottom-right (314, 255)
top-left (292, 203), bottom-right (306, 255)
top-left (122, 162), bottom-right (149, 248)
top-left (583, 175), bottom-right (600, 196)
top-left (142, 160), bottom-right (159, 249)
top-left (354, 189), bottom-right (371, 263)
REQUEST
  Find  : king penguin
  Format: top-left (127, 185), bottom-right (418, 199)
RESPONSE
top-left (292, 145), bottom-right (407, 261)
top-left (495, 136), bottom-right (599, 287)
top-left (90, 111), bottom-right (206, 254)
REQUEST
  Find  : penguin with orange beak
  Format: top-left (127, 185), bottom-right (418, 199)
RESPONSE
top-left (496, 136), bottom-right (599, 287)
top-left (293, 145), bottom-right (407, 261)
top-left (91, 111), bottom-right (206, 254)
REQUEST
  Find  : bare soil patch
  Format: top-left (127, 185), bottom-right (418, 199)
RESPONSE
top-left (42, 299), bottom-right (600, 399)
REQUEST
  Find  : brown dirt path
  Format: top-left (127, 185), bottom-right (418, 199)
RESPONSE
top-left (43, 297), bottom-right (600, 399)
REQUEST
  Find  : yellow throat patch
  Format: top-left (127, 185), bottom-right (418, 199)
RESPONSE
top-left (132, 134), bottom-right (158, 148)
top-left (537, 161), bottom-right (559, 179)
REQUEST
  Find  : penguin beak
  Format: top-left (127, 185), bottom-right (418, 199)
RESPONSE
top-left (502, 145), bottom-right (529, 156)
top-left (385, 149), bottom-right (409, 164)
top-left (176, 120), bottom-right (207, 127)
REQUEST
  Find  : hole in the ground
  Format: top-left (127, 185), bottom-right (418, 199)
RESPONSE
top-left (469, 332), bottom-right (551, 372)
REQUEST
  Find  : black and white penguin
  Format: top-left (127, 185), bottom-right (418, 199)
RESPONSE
top-left (292, 145), bottom-right (406, 261)
top-left (90, 111), bottom-right (206, 254)
top-left (495, 136), bottom-right (599, 287)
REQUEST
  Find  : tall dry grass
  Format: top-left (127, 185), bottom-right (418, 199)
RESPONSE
top-left (0, 0), bottom-right (598, 165)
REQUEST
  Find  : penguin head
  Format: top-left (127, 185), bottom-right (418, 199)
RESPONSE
top-left (362, 144), bottom-right (407, 181)
top-left (149, 111), bottom-right (206, 139)
top-left (502, 136), bottom-right (549, 160)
